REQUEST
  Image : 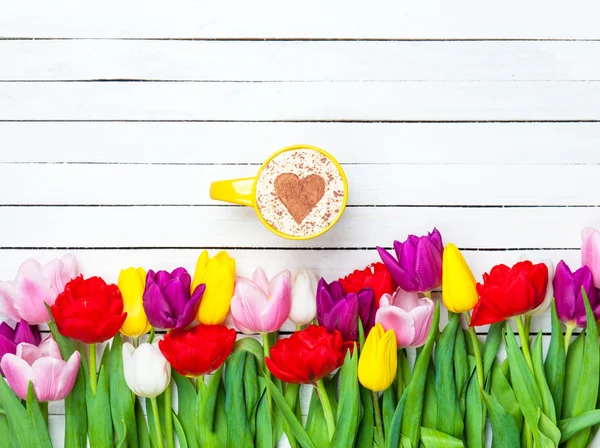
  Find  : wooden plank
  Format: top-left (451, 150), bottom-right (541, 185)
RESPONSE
top-left (0, 0), bottom-right (598, 39)
top-left (2, 81), bottom-right (600, 121)
top-left (0, 206), bottom-right (594, 249)
top-left (2, 40), bottom-right (600, 81)
top-left (1, 122), bottom-right (599, 164)
top-left (0, 163), bottom-right (599, 206)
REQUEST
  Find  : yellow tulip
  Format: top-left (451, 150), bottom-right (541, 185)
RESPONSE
top-left (192, 250), bottom-right (236, 325)
top-left (358, 323), bottom-right (397, 392)
top-left (442, 243), bottom-right (479, 313)
top-left (118, 267), bottom-right (152, 338)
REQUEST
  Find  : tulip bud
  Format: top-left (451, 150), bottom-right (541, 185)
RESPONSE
top-left (289, 270), bottom-right (318, 326)
top-left (582, 227), bottom-right (600, 288)
top-left (122, 341), bottom-right (171, 398)
top-left (118, 267), bottom-right (152, 338)
top-left (522, 258), bottom-right (554, 316)
top-left (442, 243), bottom-right (478, 313)
top-left (192, 250), bottom-right (236, 325)
top-left (358, 323), bottom-right (397, 392)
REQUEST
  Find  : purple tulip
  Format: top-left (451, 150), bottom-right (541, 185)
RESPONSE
top-left (554, 260), bottom-right (600, 328)
top-left (0, 320), bottom-right (41, 374)
top-left (316, 279), bottom-right (375, 341)
top-left (142, 268), bottom-right (205, 330)
top-left (376, 228), bottom-right (443, 293)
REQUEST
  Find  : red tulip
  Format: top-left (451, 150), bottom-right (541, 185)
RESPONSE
top-left (338, 262), bottom-right (396, 307)
top-left (265, 325), bottom-right (348, 384)
top-left (470, 261), bottom-right (548, 326)
top-left (50, 276), bottom-right (127, 344)
top-left (158, 324), bottom-right (236, 377)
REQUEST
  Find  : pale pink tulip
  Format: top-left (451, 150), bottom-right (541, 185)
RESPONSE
top-left (1, 337), bottom-right (80, 401)
top-left (230, 268), bottom-right (292, 334)
top-left (0, 255), bottom-right (79, 324)
top-left (582, 227), bottom-right (600, 288)
top-left (375, 287), bottom-right (434, 348)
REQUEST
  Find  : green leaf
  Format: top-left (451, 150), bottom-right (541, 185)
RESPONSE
top-left (25, 383), bottom-right (53, 447)
top-left (481, 389), bottom-right (520, 448)
top-left (116, 423), bottom-right (128, 448)
top-left (265, 377), bottom-right (316, 448)
top-left (135, 399), bottom-right (151, 448)
top-left (232, 338), bottom-right (265, 375)
top-left (504, 324), bottom-right (542, 447)
top-left (532, 332), bottom-right (557, 423)
top-left (422, 362), bottom-right (437, 430)
top-left (0, 374), bottom-right (30, 448)
top-left (420, 427), bottom-right (464, 447)
top-left (562, 332), bottom-right (584, 419)
top-left (0, 409), bottom-right (10, 448)
top-left (172, 412), bottom-right (189, 448)
top-left (544, 300), bottom-right (566, 419)
top-left (146, 397), bottom-right (161, 448)
top-left (465, 356), bottom-right (485, 448)
top-left (47, 310), bottom-right (87, 448)
top-left (382, 387), bottom-right (396, 441)
top-left (435, 311), bottom-right (462, 439)
top-left (537, 408), bottom-right (561, 447)
top-left (108, 336), bottom-right (138, 448)
top-left (490, 362), bottom-right (523, 429)
top-left (453, 328), bottom-right (469, 418)
top-left (305, 388), bottom-right (328, 448)
top-left (172, 373), bottom-right (198, 447)
top-left (330, 348), bottom-right (360, 448)
top-left (565, 290), bottom-right (599, 448)
top-left (482, 323), bottom-right (503, 378)
top-left (560, 410), bottom-right (600, 442)
top-left (87, 366), bottom-right (114, 448)
top-left (197, 366), bottom-right (223, 445)
top-left (225, 351), bottom-right (254, 448)
top-left (355, 385), bottom-right (374, 448)
top-left (244, 355), bottom-right (261, 441)
top-left (400, 302), bottom-right (440, 448)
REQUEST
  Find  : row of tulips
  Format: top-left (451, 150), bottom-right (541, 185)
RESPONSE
top-left (1, 229), bottom-right (600, 447)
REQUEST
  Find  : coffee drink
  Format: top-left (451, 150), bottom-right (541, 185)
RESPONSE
top-left (256, 149), bottom-right (346, 238)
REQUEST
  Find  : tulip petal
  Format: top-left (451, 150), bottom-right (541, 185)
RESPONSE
top-left (122, 342), bottom-right (136, 393)
top-left (1, 354), bottom-right (33, 400)
top-left (582, 227), bottom-right (600, 288)
top-left (261, 271), bottom-right (292, 333)
top-left (252, 267), bottom-right (270, 295)
top-left (230, 279), bottom-right (268, 334)
top-left (31, 356), bottom-right (68, 401)
top-left (143, 283), bottom-right (175, 329)
top-left (54, 351), bottom-right (80, 400)
top-left (376, 305), bottom-right (416, 348)
top-left (38, 338), bottom-right (62, 360)
top-left (191, 250), bottom-right (210, 292)
top-left (409, 299), bottom-right (434, 347)
top-left (18, 342), bottom-right (44, 365)
top-left (175, 284), bottom-right (204, 329)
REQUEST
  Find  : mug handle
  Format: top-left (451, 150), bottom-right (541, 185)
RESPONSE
top-left (209, 177), bottom-right (256, 206)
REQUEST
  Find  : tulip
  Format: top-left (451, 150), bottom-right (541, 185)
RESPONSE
top-left (230, 268), bottom-right (292, 334)
top-left (338, 262), bottom-right (396, 307)
top-left (316, 279), bottom-right (376, 341)
top-left (470, 261), bottom-right (548, 327)
top-left (51, 275), bottom-right (127, 344)
top-left (375, 288), bottom-right (434, 348)
top-left (553, 261), bottom-right (600, 328)
top-left (143, 268), bottom-right (205, 331)
top-left (582, 227), bottom-right (600, 288)
top-left (289, 270), bottom-right (318, 326)
top-left (0, 320), bottom-right (41, 374)
top-left (118, 267), bottom-right (152, 338)
top-left (266, 325), bottom-right (347, 383)
top-left (0, 255), bottom-right (79, 324)
top-left (1, 337), bottom-right (80, 401)
top-left (358, 323), bottom-right (397, 392)
top-left (122, 341), bottom-right (171, 398)
top-left (192, 250), bottom-right (236, 325)
top-left (442, 243), bottom-right (478, 313)
top-left (159, 324), bottom-right (236, 377)
top-left (376, 228), bottom-right (443, 293)
top-left (524, 259), bottom-right (555, 317)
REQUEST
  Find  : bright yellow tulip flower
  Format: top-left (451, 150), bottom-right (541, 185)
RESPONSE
top-left (442, 243), bottom-right (479, 313)
top-left (358, 323), bottom-right (397, 392)
top-left (118, 267), bottom-right (152, 338)
top-left (192, 250), bottom-right (236, 325)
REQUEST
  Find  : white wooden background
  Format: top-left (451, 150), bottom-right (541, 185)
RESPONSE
top-left (1, 0), bottom-right (600, 445)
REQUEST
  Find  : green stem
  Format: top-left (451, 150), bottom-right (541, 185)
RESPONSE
top-left (150, 397), bottom-right (166, 448)
top-left (396, 349), bottom-right (405, 402)
top-left (133, 336), bottom-right (140, 348)
top-left (316, 379), bottom-right (336, 440)
top-left (164, 380), bottom-right (174, 448)
top-left (295, 324), bottom-right (303, 331)
top-left (148, 327), bottom-right (156, 344)
top-left (524, 314), bottom-right (532, 337)
top-left (261, 333), bottom-right (273, 412)
top-left (40, 401), bottom-right (48, 426)
top-left (196, 375), bottom-right (205, 393)
top-left (515, 316), bottom-right (534, 372)
top-left (423, 291), bottom-right (433, 299)
top-left (88, 343), bottom-right (97, 396)
top-left (564, 323), bottom-right (575, 355)
top-left (371, 390), bottom-right (385, 447)
top-left (465, 314), bottom-right (485, 388)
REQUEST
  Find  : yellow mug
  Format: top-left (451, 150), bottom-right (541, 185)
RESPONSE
top-left (210, 144), bottom-right (348, 240)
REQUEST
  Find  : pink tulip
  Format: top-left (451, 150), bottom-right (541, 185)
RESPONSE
top-left (375, 287), bottom-right (434, 348)
top-left (0, 255), bottom-right (79, 325)
top-left (582, 227), bottom-right (600, 289)
top-left (230, 267), bottom-right (292, 334)
top-left (1, 337), bottom-right (80, 402)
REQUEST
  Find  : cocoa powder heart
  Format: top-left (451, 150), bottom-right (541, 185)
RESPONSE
top-left (274, 173), bottom-right (326, 224)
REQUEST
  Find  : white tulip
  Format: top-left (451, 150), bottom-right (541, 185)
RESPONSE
top-left (289, 270), bottom-right (318, 326)
top-left (122, 341), bottom-right (171, 398)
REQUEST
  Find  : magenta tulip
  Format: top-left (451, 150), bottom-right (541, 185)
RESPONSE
top-left (230, 268), bottom-right (292, 334)
top-left (582, 227), bottom-right (600, 289)
top-left (1, 337), bottom-right (80, 401)
top-left (0, 255), bottom-right (79, 324)
top-left (0, 320), bottom-right (41, 374)
top-left (375, 287), bottom-right (435, 348)
top-left (554, 260), bottom-right (600, 328)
